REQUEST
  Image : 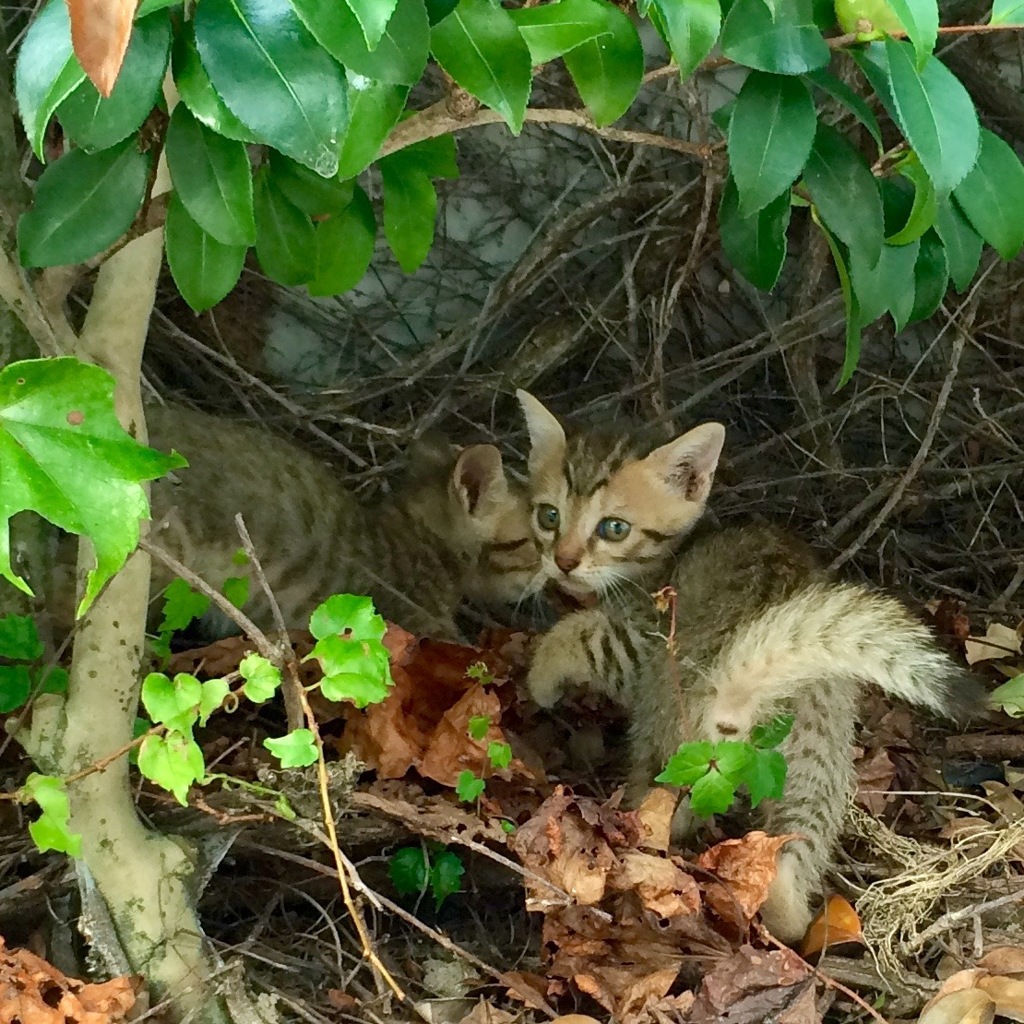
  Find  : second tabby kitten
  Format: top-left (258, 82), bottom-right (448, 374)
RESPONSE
top-left (515, 391), bottom-right (981, 942)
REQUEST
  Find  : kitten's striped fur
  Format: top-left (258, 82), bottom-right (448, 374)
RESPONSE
top-left (516, 391), bottom-right (981, 942)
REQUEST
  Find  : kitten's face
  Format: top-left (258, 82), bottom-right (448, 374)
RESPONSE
top-left (517, 391), bottom-right (725, 600)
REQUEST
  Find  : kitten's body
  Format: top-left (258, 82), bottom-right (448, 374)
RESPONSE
top-left (516, 392), bottom-right (980, 942)
top-left (54, 405), bottom-right (537, 640)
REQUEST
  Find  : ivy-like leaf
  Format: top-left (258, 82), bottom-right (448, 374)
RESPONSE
top-left (953, 128), bottom-right (1024, 262)
top-left (749, 713), bottom-right (794, 749)
top-left (0, 614), bottom-right (44, 661)
top-left (309, 593), bottom-right (387, 641)
top-left (389, 845), bottom-right (428, 895)
top-left (312, 635), bottom-right (392, 707)
top-left (309, 187), bottom-right (378, 296)
top-left (240, 653), bottom-right (282, 703)
top-left (141, 671), bottom-right (202, 734)
top-left (487, 740), bottom-right (512, 769)
top-left (745, 749), bottom-right (788, 807)
top-left (429, 849), bottom-right (464, 908)
top-left (22, 774), bottom-right (82, 857)
top-left (264, 728), bottom-right (318, 767)
top-left (222, 575), bottom-right (249, 608)
top-left (0, 665), bottom-right (32, 713)
top-left (138, 731), bottom-right (206, 804)
top-left (159, 579), bottom-right (211, 634)
top-left (455, 769), bottom-right (486, 802)
top-left (689, 768), bottom-right (737, 817)
top-left (198, 678), bottom-right (229, 726)
top-left (656, 741), bottom-right (714, 787)
top-left (467, 714), bottom-right (490, 741)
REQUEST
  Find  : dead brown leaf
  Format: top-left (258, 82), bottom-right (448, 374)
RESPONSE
top-left (636, 787), bottom-right (676, 852)
top-left (67, 0), bottom-right (135, 97)
top-left (976, 975), bottom-right (1024, 1021)
top-left (696, 832), bottom-right (797, 926)
top-left (918, 988), bottom-right (995, 1024)
top-left (965, 622), bottom-right (1022, 665)
top-left (456, 1000), bottom-right (519, 1024)
top-left (575, 966), bottom-right (680, 1022)
top-left (800, 895), bottom-right (864, 958)
top-left (615, 851), bottom-right (701, 919)
top-left (977, 946), bottom-right (1024, 976)
top-left (327, 989), bottom-right (358, 1011)
top-left (854, 748), bottom-right (897, 815)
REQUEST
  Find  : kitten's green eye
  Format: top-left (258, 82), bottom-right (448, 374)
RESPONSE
top-left (596, 517), bottom-right (631, 542)
top-left (536, 504), bottom-right (560, 532)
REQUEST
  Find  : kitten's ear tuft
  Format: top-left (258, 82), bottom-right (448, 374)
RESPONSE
top-left (646, 422), bottom-right (725, 502)
top-left (453, 444), bottom-right (507, 515)
top-left (516, 390), bottom-right (566, 477)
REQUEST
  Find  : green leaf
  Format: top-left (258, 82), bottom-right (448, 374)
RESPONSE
top-left (264, 728), bottom-right (318, 767)
top-left (37, 665), bottom-right (69, 696)
top-left (856, 41), bottom-right (979, 196)
top-left (935, 200), bottom-right (983, 293)
top-left (886, 154), bottom-right (937, 245)
top-left (467, 714), bottom-right (490, 740)
top-left (390, 845), bottom-right (428, 895)
top-left (804, 69), bottom-right (882, 153)
top-left (849, 238), bottom-right (919, 326)
top-left (165, 105), bottom-right (255, 247)
top-left (344, 0), bottom-right (401, 48)
top-left (487, 740), bottom-right (512, 769)
top-left (429, 849), bottom-right (464, 908)
top-left (0, 359), bottom-right (185, 612)
top-left (719, 178), bottom-right (791, 290)
top-left (455, 769), bottom-right (486, 802)
top-left (990, 673), bottom-right (1024, 717)
top-left (309, 187), bottom-right (378, 295)
top-left (425, 0), bottom-right (458, 22)
top-left (160, 578), bottom-right (211, 634)
top-left (173, 26), bottom-right (259, 142)
top-left (0, 665), bottom-right (33, 713)
top-left (138, 0), bottom-right (184, 16)
top-left (991, 0), bottom-right (1024, 23)
top-left (818, 224), bottom-right (863, 388)
top-left (57, 12), bottom-right (172, 152)
top-left (803, 123), bottom-right (884, 269)
top-left (744, 749), bottom-right (788, 807)
top-left (562, 0), bottom-right (644, 127)
top-left (431, 0), bottom-right (532, 133)
top-left (0, 614), bottom-right (43, 661)
top-left (953, 128), bottom-right (1024, 261)
top-left (22, 774), bottom-right (82, 858)
top-left (711, 740), bottom-right (756, 780)
top-left (165, 193), bottom-right (247, 313)
top-left (337, 77), bottom-right (409, 179)
top-left (400, 133), bottom-right (460, 179)
top-left (254, 169), bottom-right (317, 286)
top-left (721, 0), bottom-right (830, 75)
top-left (222, 575), bottom-right (249, 608)
top-left (18, 139), bottom-right (150, 268)
top-left (14, 0), bottom-right (86, 160)
top-left (199, 678), bottom-right (229, 725)
top-left (312, 635), bottom-right (392, 707)
top-left (240, 653), bottom-right (282, 703)
top-left (466, 661), bottom-right (493, 684)
top-left (141, 671), bottom-right (202, 734)
top-left (885, 0), bottom-right (938, 67)
top-left (379, 157), bottom-right (438, 273)
top-left (689, 768), bottom-right (738, 817)
top-left (651, 0), bottom-right (720, 80)
top-left (194, 0), bottom-right (348, 175)
top-left (268, 152), bottom-right (354, 217)
top-left (138, 732), bottom-right (206, 804)
top-left (509, 0), bottom-right (613, 65)
top-left (656, 740), bottom-right (714, 786)
top-left (749, 713), bottom-right (794, 749)
top-left (309, 593), bottom-right (387, 641)
top-left (728, 71), bottom-right (815, 216)
top-left (293, 0), bottom-right (429, 85)
top-left (906, 229), bottom-right (947, 325)
top-left (500, 819), bottom-right (516, 834)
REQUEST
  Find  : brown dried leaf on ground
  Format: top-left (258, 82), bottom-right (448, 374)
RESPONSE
top-left (636, 787), bottom-right (677, 852)
top-left (964, 622), bottom-right (1022, 665)
top-left (918, 987), bottom-right (995, 1024)
top-left (696, 832), bottom-right (796, 927)
top-left (0, 937), bottom-right (138, 1023)
top-left (574, 966), bottom-right (681, 1023)
top-left (615, 851), bottom-right (701, 919)
top-left (922, 968), bottom-right (1024, 1023)
top-left (799, 895), bottom-right (864, 958)
top-left (854, 748), bottom-right (897, 815)
top-left (977, 946), bottom-right (1024, 976)
top-left (456, 1000), bottom-right (519, 1024)
top-left (67, 0), bottom-right (134, 96)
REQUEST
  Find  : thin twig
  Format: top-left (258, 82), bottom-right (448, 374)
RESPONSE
top-left (914, 886), bottom-right (1024, 947)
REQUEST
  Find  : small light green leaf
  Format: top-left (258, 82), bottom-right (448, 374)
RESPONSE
top-left (487, 740), bottom-right (512, 769)
top-left (138, 732), bottom-right (206, 804)
top-left (886, 155), bottom-right (937, 245)
top-left (309, 186), bottom-right (378, 296)
top-left (0, 614), bottom-right (43, 661)
top-left (906, 229), bottom-right (947, 326)
top-left (199, 678), bottom-right (229, 725)
top-left (466, 661), bottom-right (493, 684)
top-left (431, 0), bottom-right (532, 133)
top-left (500, 819), bottom-right (516, 834)
top-left (240, 653), bottom-right (282, 703)
top-left (222, 575), bottom-right (249, 608)
top-left (467, 715), bottom-right (491, 741)
top-left (0, 665), bottom-right (33, 713)
top-left (23, 774), bottom-right (82, 858)
top-left (721, 0), bottom-right (830, 75)
top-left (390, 845), bottom-right (428, 895)
top-left (711, 740), bottom-right (756, 780)
top-left (18, 139), bottom-right (150, 268)
top-left (953, 128), bottom-right (1024, 262)
top-left (268, 152), bottom-right (354, 217)
top-left (379, 157), bottom-right (438, 273)
top-left (344, 0), bottom-right (401, 48)
top-left (744, 749), bottom-right (788, 807)
top-left (429, 849), bottom-right (464, 908)
top-left (719, 177), bottom-right (791, 291)
top-left (991, 0), bottom-right (1024, 23)
top-left (254, 169), bottom-right (317, 286)
top-left (159, 578), bottom-right (211, 634)
top-left (309, 594), bottom-right (387, 641)
top-left (141, 671), bottom-right (202, 734)
top-left (337, 77), bottom-right (409, 180)
top-left (804, 69), bottom-right (882, 153)
top-left (884, 0), bottom-right (938, 67)
top-left (650, 0), bottom-right (720, 79)
top-left (456, 769), bottom-right (486, 802)
top-left (935, 200), bottom-right (983, 293)
top-left (750, 713), bottom-right (794, 749)
top-left (728, 71), bottom-right (815, 216)
top-left (509, 0), bottom-right (613, 65)
top-left (264, 728), bottom-right (318, 767)
top-left (312, 636), bottom-right (392, 707)
top-left (656, 740), bottom-right (714, 787)
top-left (990, 673), bottom-right (1024, 717)
top-left (689, 768), bottom-right (738, 817)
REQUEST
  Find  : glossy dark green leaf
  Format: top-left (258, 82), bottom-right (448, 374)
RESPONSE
top-left (14, 0), bottom-right (86, 159)
top-left (804, 68), bottom-right (882, 152)
top-left (906, 229), bottom-right (947, 325)
top-left (721, 0), bottom-right (830, 75)
top-left (309, 186), bottom-right (377, 295)
top-left (818, 224), bottom-right (862, 388)
top-left (172, 26), bottom-right (259, 142)
top-left (886, 0), bottom-right (938, 67)
top-left (293, 0), bottom-right (429, 85)
top-left (337, 78), bottom-right (409, 179)
top-left (719, 177), bottom-right (791, 290)
top-left (18, 139), bottom-right (149, 267)
top-left (137, 0), bottom-right (183, 14)
top-left (562, 0), bottom-right (644, 126)
top-left (344, 0), bottom-right (400, 48)
top-left (379, 156), bottom-right (437, 272)
top-left (424, 0), bottom-right (458, 22)
top-left (400, 133), bottom-right (459, 179)
top-left (953, 128), bottom-right (1024, 261)
top-left (269, 152), bottom-right (354, 216)
top-left (165, 194), bottom-right (247, 312)
top-left (849, 238), bottom-right (918, 326)
top-left (887, 155), bottom-right (936, 245)
top-left (935, 200), bottom-right (983, 293)
top-left (195, 0), bottom-right (347, 175)
top-left (710, 97), bottom-right (735, 135)
top-left (510, 0), bottom-right (612, 65)
top-left (254, 169), bottom-right (317, 285)
top-left (650, 0), bottom-right (720, 79)
top-left (728, 71), bottom-right (815, 216)
top-left (803, 123), bottom-right (884, 269)
top-left (166, 105), bottom-right (255, 246)
top-left (431, 0), bottom-right (532, 133)
top-left (57, 12), bottom-right (171, 152)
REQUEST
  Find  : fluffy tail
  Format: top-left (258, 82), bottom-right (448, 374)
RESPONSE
top-left (704, 582), bottom-right (984, 740)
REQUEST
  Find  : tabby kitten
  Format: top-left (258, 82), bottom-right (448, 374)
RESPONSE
top-left (55, 405), bottom-right (537, 641)
top-left (516, 391), bottom-right (980, 942)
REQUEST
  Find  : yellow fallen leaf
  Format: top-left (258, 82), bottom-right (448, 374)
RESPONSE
top-left (801, 894), bottom-right (864, 957)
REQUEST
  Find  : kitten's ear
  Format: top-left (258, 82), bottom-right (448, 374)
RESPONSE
top-left (643, 423), bottom-right (725, 502)
top-left (516, 390), bottom-right (566, 477)
top-left (452, 444), bottom-right (508, 516)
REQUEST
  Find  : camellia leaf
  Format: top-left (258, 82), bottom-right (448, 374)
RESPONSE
top-left (309, 593), bottom-right (386, 641)
top-left (14, 0), bottom-right (87, 159)
top-left (18, 138), bottom-right (150, 268)
top-left (721, 0), bottom-right (830, 75)
top-left (906, 229), bottom-right (947, 325)
top-left (817, 222), bottom-right (863, 387)
top-left (728, 71), bottom-right (815, 216)
top-left (166, 105), bottom-right (255, 246)
top-left (309, 186), bottom-right (378, 296)
top-left (0, 359), bottom-right (185, 613)
top-left (885, 0), bottom-right (938, 67)
top-left (22, 774), bottom-right (82, 858)
top-left (650, 0), bottom-right (721, 79)
top-left (990, 0), bottom-right (1024, 23)
top-left (379, 155), bottom-right (439, 273)
top-left (194, 0), bottom-right (348, 176)
top-left (431, 0), bottom-right (532, 133)
top-left (509, 0), bottom-right (613, 65)
top-left (562, 0), bottom-right (644, 127)
top-left (0, 614), bottom-right (44, 661)
top-left (57, 11), bottom-right (172, 152)
top-left (804, 68), bottom-right (883, 154)
top-left (886, 154), bottom-right (937, 245)
top-left (344, 0), bottom-right (400, 48)
top-left (253, 168), bottom-right (317, 286)
top-left (337, 77), bottom-right (409, 180)
top-left (718, 177), bottom-right (791, 290)
top-left (934, 200), bottom-right (983, 293)
top-left (264, 728), bottom-right (318, 767)
top-left (240, 653), bottom-right (282, 703)
top-left (953, 128), bottom-right (1024, 261)
top-left (268, 152), bottom-right (354, 217)
top-left (390, 845), bottom-right (428, 895)
top-left (138, 732), bottom-right (206, 804)
top-left (165, 193), bottom-right (247, 313)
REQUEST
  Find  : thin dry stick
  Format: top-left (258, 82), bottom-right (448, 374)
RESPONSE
top-left (914, 887), bottom-right (1024, 947)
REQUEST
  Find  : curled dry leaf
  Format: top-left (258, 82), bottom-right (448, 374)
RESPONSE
top-left (68, 0), bottom-right (135, 97)
top-left (635, 786), bottom-right (676, 852)
top-left (918, 988), bottom-right (995, 1024)
top-left (965, 622), bottom-right (1022, 665)
top-left (976, 975), bottom-right (1024, 1021)
top-left (615, 851), bottom-right (700, 918)
top-left (800, 895), bottom-right (864, 958)
top-left (575, 966), bottom-right (680, 1023)
top-left (977, 945), bottom-right (1024, 976)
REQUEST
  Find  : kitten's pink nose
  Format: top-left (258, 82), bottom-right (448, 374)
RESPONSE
top-left (555, 551), bottom-right (581, 575)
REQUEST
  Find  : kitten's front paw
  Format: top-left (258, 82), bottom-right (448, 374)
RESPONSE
top-left (525, 661), bottom-right (566, 708)
top-left (525, 631), bottom-right (587, 708)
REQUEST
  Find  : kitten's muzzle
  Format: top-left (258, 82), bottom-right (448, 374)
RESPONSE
top-left (554, 550), bottom-right (582, 574)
